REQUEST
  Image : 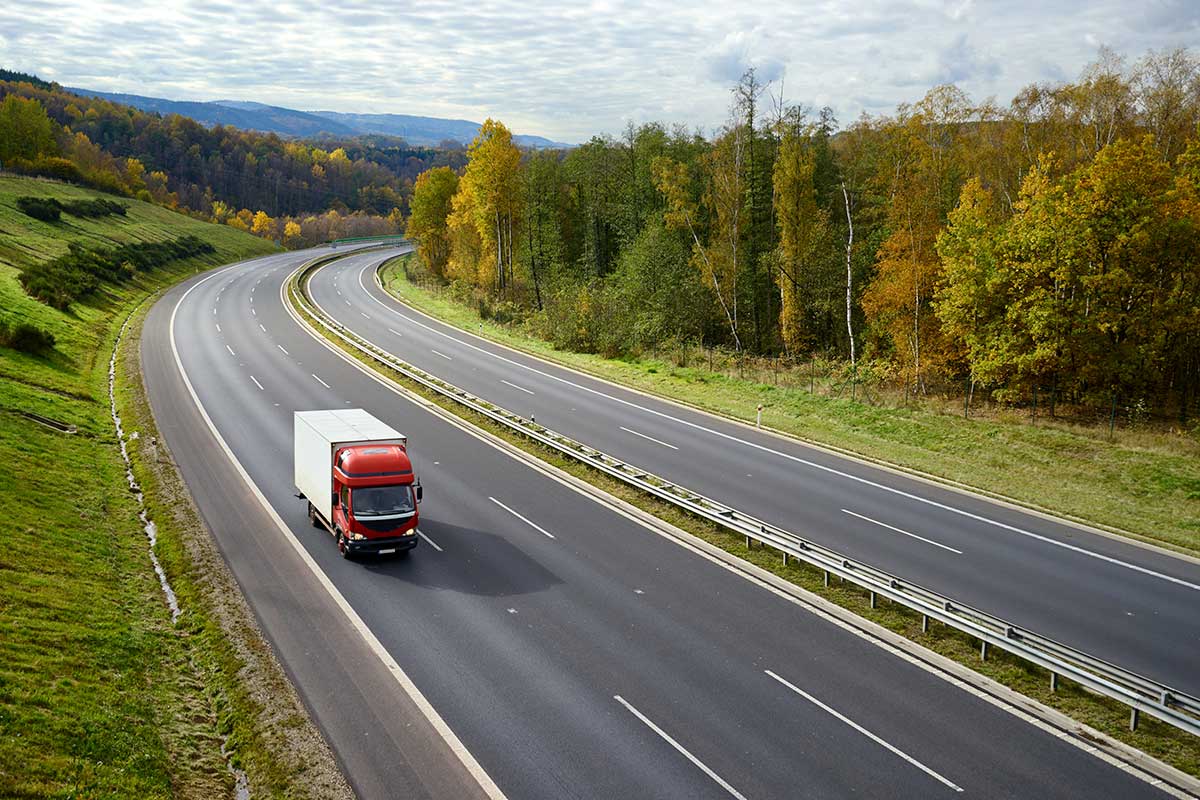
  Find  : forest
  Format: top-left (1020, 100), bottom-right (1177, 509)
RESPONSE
top-left (403, 47), bottom-right (1200, 421)
top-left (0, 69), bottom-right (464, 246)
top-left (2, 47), bottom-right (1198, 420)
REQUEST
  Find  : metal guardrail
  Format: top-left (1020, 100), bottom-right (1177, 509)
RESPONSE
top-left (330, 234), bottom-right (408, 247)
top-left (289, 259), bottom-right (1200, 740)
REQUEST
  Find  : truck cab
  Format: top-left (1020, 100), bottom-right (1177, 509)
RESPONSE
top-left (329, 444), bottom-right (422, 556)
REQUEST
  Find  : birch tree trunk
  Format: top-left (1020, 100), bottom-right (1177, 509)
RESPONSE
top-left (842, 182), bottom-right (856, 367)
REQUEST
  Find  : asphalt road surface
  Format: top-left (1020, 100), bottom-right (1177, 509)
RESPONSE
top-left (141, 245), bottom-right (1179, 799)
top-left (308, 250), bottom-right (1200, 695)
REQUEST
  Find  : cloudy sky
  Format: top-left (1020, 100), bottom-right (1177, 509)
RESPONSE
top-left (3, 0), bottom-right (1198, 142)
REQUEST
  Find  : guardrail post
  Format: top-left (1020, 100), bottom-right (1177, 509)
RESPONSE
top-left (869, 591), bottom-right (876, 609)
top-left (823, 570), bottom-right (829, 587)
top-left (921, 614), bottom-right (929, 633)
top-left (745, 535), bottom-right (753, 549)
top-left (1050, 672), bottom-right (1058, 692)
top-left (1130, 707), bottom-right (1139, 731)
top-left (980, 640), bottom-right (989, 661)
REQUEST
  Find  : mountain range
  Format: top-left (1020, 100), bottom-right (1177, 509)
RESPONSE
top-left (66, 88), bottom-right (571, 149)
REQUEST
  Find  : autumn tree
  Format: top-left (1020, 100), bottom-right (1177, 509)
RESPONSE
top-left (407, 166), bottom-right (459, 280)
top-left (0, 95), bottom-right (55, 163)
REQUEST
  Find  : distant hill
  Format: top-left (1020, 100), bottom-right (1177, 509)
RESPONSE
top-left (309, 110), bottom-right (568, 150)
top-left (65, 87), bottom-right (570, 148)
top-left (67, 89), bottom-right (361, 138)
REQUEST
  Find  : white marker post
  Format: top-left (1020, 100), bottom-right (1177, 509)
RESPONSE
top-left (757, 403), bottom-right (763, 429)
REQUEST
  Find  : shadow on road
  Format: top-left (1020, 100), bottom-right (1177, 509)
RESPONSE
top-left (360, 519), bottom-right (562, 597)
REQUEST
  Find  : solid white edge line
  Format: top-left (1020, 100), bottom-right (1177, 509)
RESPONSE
top-left (312, 373), bottom-right (331, 389)
top-left (250, 375), bottom-right (264, 391)
top-left (170, 259), bottom-right (505, 800)
top-left (417, 529), bottom-right (443, 552)
top-left (613, 695), bottom-right (749, 800)
top-left (764, 670), bottom-right (963, 793)
top-left (297, 262), bottom-right (1197, 799)
top-left (500, 379), bottom-right (534, 395)
top-left (619, 425), bottom-right (679, 450)
top-left (842, 509), bottom-right (963, 555)
top-left (354, 263), bottom-right (1200, 592)
top-left (488, 497), bottom-right (555, 539)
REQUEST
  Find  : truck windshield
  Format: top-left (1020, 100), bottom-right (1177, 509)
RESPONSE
top-left (352, 486), bottom-right (415, 517)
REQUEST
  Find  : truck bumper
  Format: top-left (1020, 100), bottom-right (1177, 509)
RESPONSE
top-left (347, 532), bottom-right (419, 556)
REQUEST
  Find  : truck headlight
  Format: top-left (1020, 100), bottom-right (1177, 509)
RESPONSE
top-left (350, 532), bottom-right (367, 541)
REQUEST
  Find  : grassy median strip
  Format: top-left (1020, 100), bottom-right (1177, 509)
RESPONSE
top-left (379, 256), bottom-right (1200, 558)
top-left (295, 265), bottom-right (1200, 780)
top-left (0, 176), bottom-right (348, 798)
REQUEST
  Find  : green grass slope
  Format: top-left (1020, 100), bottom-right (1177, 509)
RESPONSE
top-left (0, 175), bottom-right (276, 797)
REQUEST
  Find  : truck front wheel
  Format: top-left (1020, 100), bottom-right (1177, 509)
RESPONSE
top-left (336, 530), bottom-right (353, 560)
top-left (308, 502), bottom-right (321, 529)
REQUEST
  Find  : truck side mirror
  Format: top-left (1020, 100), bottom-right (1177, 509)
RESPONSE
top-left (415, 484), bottom-right (423, 503)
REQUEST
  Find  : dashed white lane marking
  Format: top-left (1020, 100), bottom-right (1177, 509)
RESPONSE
top-left (361, 312), bottom-right (371, 319)
top-left (489, 497), bottom-right (555, 539)
top-left (357, 268), bottom-right (1200, 593)
top-left (213, 307), bottom-right (217, 315)
top-left (259, 324), bottom-right (267, 332)
top-left (765, 670), bottom-right (963, 793)
top-left (417, 529), bottom-right (443, 552)
top-left (312, 373), bottom-right (331, 388)
top-left (252, 307), bottom-right (257, 316)
top-left (620, 426), bottom-right (678, 450)
top-left (278, 345), bottom-right (289, 356)
top-left (215, 323), bottom-right (221, 332)
top-left (225, 344), bottom-right (236, 357)
top-left (388, 328), bottom-right (403, 337)
top-left (431, 349), bottom-right (453, 361)
top-left (501, 379), bottom-right (535, 395)
top-left (614, 695), bottom-right (748, 800)
top-left (842, 509), bottom-right (963, 555)
top-left (250, 375), bottom-right (264, 391)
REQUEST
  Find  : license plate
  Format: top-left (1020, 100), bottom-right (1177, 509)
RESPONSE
top-left (379, 548), bottom-right (397, 554)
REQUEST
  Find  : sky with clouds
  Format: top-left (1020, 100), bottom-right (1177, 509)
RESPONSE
top-left (2, 0), bottom-right (1198, 142)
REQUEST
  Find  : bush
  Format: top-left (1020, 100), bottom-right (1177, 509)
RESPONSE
top-left (15, 196), bottom-right (62, 222)
top-left (61, 197), bottom-right (127, 217)
top-left (0, 320), bottom-right (56, 354)
top-left (18, 235), bottom-right (216, 309)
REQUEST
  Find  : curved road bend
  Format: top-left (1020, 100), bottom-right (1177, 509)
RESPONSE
top-left (311, 251), bottom-right (1200, 694)
top-left (144, 245), bottom-right (1175, 799)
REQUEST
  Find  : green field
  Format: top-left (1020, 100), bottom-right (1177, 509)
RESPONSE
top-left (0, 175), bottom-right (279, 797)
top-left (380, 256), bottom-right (1200, 557)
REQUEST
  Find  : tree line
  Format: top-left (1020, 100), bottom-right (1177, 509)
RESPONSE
top-left (0, 71), bottom-right (467, 246)
top-left (405, 47), bottom-right (1200, 420)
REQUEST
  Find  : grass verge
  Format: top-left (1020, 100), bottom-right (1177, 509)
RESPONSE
top-left (0, 175), bottom-right (347, 798)
top-left (379, 256), bottom-right (1200, 557)
top-left (296, 264), bottom-right (1200, 780)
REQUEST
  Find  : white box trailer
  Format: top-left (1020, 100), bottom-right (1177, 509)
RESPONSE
top-left (294, 409), bottom-right (408, 522)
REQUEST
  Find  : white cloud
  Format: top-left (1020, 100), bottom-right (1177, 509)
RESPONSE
top-left (0, 0), bottom-right (1196, 142)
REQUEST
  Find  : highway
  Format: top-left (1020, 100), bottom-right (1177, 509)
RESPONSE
top-left (308, 250), bottom-right (1200, 695)
top-left (141, 245), bottom-right (1182, 799)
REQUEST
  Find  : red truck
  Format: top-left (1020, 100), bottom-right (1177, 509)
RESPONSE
top-left (294, 409), bottom-right (422, 558)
